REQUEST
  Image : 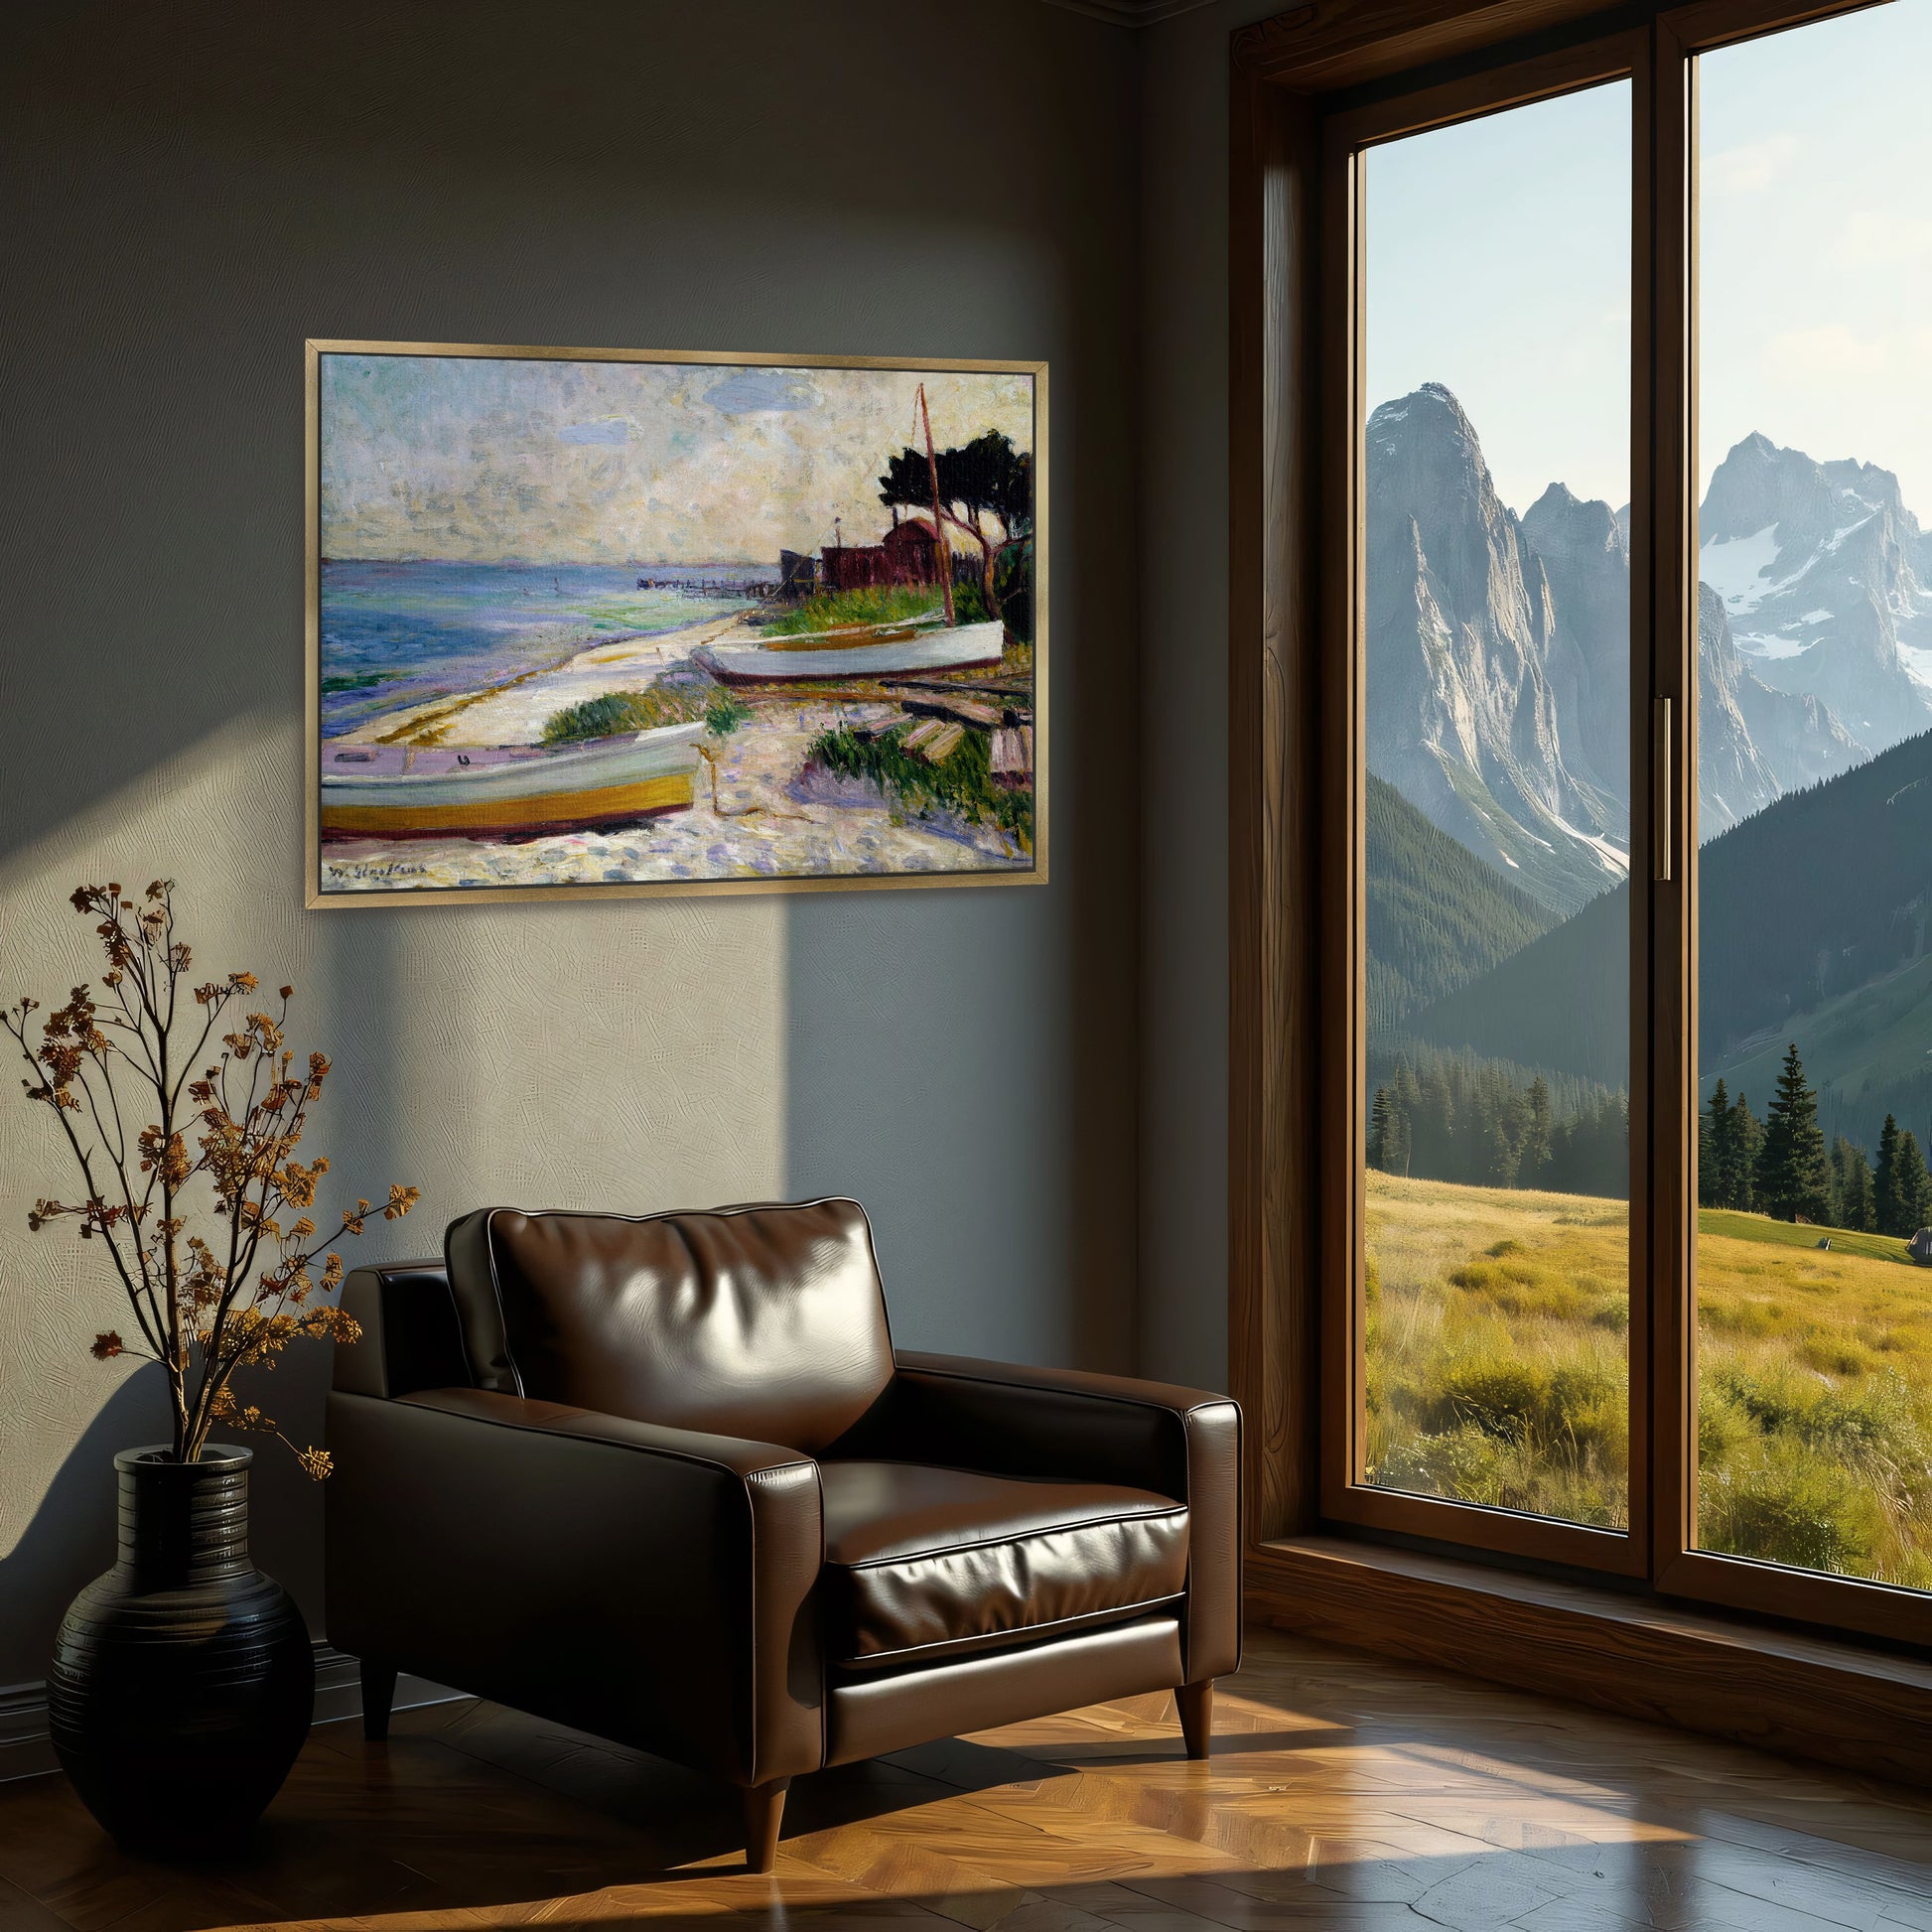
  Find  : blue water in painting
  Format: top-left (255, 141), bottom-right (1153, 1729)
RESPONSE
top-left (318, 559), bottom-right (755, 738)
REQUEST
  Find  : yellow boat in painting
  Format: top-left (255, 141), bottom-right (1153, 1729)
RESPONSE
top-left (319, 722), bottom-right (704, 841)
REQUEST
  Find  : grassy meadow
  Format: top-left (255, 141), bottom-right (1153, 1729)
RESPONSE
top-left (1366, 1170), bottom-right (1932, 1589)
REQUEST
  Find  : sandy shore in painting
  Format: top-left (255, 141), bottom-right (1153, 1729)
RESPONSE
top-left (322, 601), bottom-right (1033, 891)
top-left (336, 611), bottom-right (756, 749)
top-left (320, 693), bottom-right (1030, 893)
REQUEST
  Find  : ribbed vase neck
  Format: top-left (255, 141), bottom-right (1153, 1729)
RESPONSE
top-left (114, 1446), bottom-right (253, 1587)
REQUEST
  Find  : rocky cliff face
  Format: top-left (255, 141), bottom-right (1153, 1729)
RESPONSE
top-left (1522, 482), bottom-right (1629, 800)
top-left (1366, 385), bottom-right (1626, 913)
top-left (1366, 388), bottom-right (1873, 900)
top-left (1698, 432), bottom-right (1932, 751)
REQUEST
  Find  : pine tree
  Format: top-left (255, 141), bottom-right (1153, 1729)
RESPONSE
top-left (1415, 1058), bottom-right (1454, 1178)
top-left (1753, 1043), bottom-right (1834, 1223)
top-left (1875, 1114), bottom-right (1905, 1237)
top-left (1520, 1075), bottom-right (1554, 1186)
top-left (1702, 1079), bottom-right (1730, 1208)
top-left (1391, 1062), bottom-right (1421, 1177)
top-left (1728, 1092), bottom-right (1760, 1211)
top-left (1896, 1129), bottom-right (1932, 1236)
top-left (1831, 1136), bottom-right (1874, 1233)
top-left (1481, 1088), bottom-right (1517, 1185)
top-left (1368, 1087), bottom-right (1395, 1173)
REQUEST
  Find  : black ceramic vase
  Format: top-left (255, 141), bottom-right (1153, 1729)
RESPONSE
top-left (48, 1445), bottom-right (314, 1847)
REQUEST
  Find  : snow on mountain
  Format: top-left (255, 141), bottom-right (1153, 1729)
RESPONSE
top-left (1697, 582), bottom-right (1862, 834)
top-left (1697, 431), bottom-right (1932, 748)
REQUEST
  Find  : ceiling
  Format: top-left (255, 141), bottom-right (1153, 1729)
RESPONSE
top-left (1039, 0), bottom-right (1224, 25)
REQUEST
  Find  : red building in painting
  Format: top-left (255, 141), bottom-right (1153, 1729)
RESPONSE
top-left (820, 515), bottom-right (942, 593)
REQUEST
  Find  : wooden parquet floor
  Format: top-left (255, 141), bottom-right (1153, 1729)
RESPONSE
top-left (2, 1628), bottom-right (1930, 1931)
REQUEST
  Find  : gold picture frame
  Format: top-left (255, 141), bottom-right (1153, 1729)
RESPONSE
top-left (305, 340), bottom-right (1047, 907)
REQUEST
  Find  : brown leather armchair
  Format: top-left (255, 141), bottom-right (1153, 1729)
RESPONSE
top-left (325, 1197), bottom-right (1240, 1870)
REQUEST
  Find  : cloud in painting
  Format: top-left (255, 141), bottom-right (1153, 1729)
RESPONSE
top-left (320, 355), bottom-right (1032, 563)
top-left (705, 368), bottom-right (823, 415)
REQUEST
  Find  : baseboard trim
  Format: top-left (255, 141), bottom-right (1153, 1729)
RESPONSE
top-left (1249, 1535), bottom-right (1932, 1790)
top-left (0, 1646), bottom-right (464, 1783)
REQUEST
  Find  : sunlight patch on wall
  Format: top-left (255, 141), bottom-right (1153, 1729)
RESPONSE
top-left (0, 713), bottom-right (788, 1589)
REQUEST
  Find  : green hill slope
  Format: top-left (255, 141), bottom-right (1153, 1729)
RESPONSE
top-left (1702, 950), bottom-right (1932, 1152)
top-left (1366, 773), bottom-right (1560, 1039)
top-left (1700, 729), bottom-right (1932, 1057)
top-left (1411, 726), bottom-right (1932, 1125)
top-left (1409, 873), bottom-right (1631, 1088)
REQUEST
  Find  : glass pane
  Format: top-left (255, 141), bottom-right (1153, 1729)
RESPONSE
top-left (1694, 1), bottom-right (1932, 1591)
top-left (1360, 84), bottom-right (1633, 1527)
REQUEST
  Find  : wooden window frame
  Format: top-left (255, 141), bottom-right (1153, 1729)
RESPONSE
top-left (1230, 0), bottom-right (1932, 1654)
top-left (1317, 30), bottom-right (1655, 1577)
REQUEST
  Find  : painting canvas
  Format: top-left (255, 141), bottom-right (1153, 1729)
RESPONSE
top-left (305, 343), bottom-right (1044, 904)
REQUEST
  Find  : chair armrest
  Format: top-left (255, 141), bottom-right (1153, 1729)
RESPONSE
top-left (333, 1261), bottom-right (471, 1398)
top-left (841, 1352), bottom-right (1241, 1685)
top-left (324, 1387), bottom-right (825, 1784)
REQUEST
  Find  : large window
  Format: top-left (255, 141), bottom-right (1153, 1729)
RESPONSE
top-left (1360, 84), bottom-right (1634, 1534)
top-left (1320, 0), bottom-right (1932, 1638)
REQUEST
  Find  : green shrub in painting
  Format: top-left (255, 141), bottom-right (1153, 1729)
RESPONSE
top-left (761, 586), bottom-right (940, 637)
top-left (808, 724), bottom-right (1033, 851)
top-left (540, 680), bottom-right (706, 745)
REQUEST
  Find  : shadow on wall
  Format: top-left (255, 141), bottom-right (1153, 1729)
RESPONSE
top-left (0, 1370), bottom-right (172, 1685)
top-left (0, 1359), bottom-right (337, 1689)
top-left (783, 868), bottom-right (1135, 1381)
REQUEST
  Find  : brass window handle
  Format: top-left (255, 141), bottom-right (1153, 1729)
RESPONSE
top-left (1653, 696), bottom-right (1673, 884)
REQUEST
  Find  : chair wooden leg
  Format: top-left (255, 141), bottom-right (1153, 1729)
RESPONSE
top-left (1177, 1680), bottom-right (1213, 1759)
top-left (361, 1657), bottom-right (398, 1743)
top-left (742, 1777), bottom-right (790, 1873)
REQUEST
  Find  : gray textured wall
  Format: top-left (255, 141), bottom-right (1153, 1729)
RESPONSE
top-left (0, 0), bottom-right (1141, 1687)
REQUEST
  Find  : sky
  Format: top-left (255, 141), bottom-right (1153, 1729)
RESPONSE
top-left (1366, 81), bottom-right (1631, 516)
top-left (1699, 0), bottom-right (1932, 512)
top-left (320, 356), bottom-right (1035, 564)
top-left (1365, 0), bottom-right (1932, 519)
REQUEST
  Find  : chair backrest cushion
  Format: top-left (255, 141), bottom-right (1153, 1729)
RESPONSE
top-left (443, 1196), bottom-right (895, 1452)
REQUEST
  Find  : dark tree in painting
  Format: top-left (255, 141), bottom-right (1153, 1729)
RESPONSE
top-left (880, 432), bottom-right (1034, 623)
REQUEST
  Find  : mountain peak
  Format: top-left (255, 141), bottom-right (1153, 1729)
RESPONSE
top-left (1523, 482), bottom-right (1622, 563)
top-left (1702, 430), bottom-right (1835, 548)
top-left (1370, 383), bottom-right (1479, 443)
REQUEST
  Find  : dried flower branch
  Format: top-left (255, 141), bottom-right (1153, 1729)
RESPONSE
top-left (5, 882), bottom-right (419, 1476)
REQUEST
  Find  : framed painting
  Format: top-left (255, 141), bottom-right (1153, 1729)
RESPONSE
top-left (304, 341), bottom-right (1045, 905)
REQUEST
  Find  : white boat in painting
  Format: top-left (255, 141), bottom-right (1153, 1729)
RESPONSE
top-left (698, 619), bottom-right (1005, 684)
top-left (320, 722), bottom-right (704, 841)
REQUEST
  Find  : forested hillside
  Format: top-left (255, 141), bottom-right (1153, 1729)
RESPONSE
top-left (1410, 883), bottom-right (1630, 1089)
top-left (1406, 726), bottom-right (1932, 1135)
top-left (1368, 1041), bottom-right (1628, 1196)
top-left (1366, 773), bottom-right (1559, 1035)
top-left (1700, 725), bottom-right (1932, 1054)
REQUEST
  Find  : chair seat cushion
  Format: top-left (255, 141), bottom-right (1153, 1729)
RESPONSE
top-left (818, 1460), bottom-right (1189, 1672)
